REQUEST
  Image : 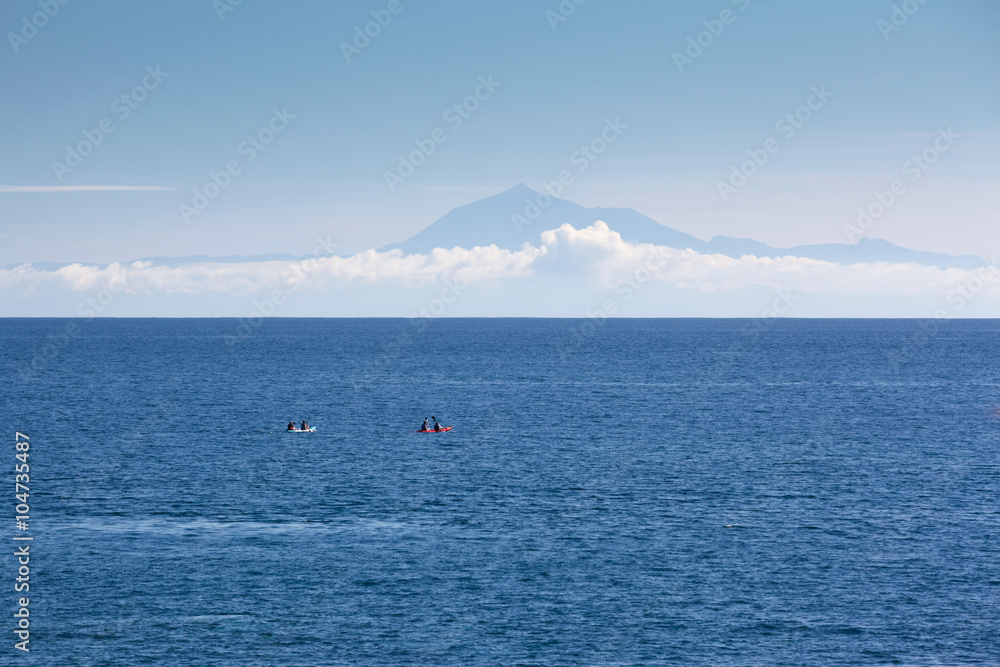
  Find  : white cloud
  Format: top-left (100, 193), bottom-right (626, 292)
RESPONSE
top-left (1, 222), bottom-right (996, 298)
top-left (288, 244), bottom-right (542, 289)
top-left (537, 222), bottom-right (997, 295)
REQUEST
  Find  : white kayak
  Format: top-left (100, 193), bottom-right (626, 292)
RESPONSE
top-left (286, 427), bottom-right (316, 432)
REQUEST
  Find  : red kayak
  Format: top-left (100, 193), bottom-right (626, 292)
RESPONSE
top-left (415, 426), bottom-right (453, 433)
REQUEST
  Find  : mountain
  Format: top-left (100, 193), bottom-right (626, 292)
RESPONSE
top-left (382, 184), bottom-right (985, 270)
top-left (8, 186), bottom-right (983, 271)
top-left (766, 238), bottom-right (982, 268)
top-left (379, 184), bottom-right (709, 254)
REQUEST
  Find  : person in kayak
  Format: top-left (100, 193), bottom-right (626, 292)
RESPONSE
top-left (287, 421), bottom-right (296, 431)
top-left (420, 418), bottom-right (430, 432)
top-left (433, 417), bottom-right (443, 432)
top-left (301, 420), bottom-right (309, 430)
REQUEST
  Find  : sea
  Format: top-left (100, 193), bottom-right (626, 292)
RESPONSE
top-left (1, 318), bottom-right (998, 666)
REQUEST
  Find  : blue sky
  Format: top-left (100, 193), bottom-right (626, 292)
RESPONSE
top-left (1, 0), bottom-right (998, 316)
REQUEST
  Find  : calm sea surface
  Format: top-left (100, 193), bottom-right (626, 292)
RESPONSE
top-left (2, 318), bottom-right (999, 666)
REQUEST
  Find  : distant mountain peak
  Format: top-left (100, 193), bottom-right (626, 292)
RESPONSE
top-left (488, 182), bottom-right (539, 201)
top-left (380, 186), bottom-right (984, 270)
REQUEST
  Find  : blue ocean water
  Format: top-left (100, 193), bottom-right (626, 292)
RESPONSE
top-left (2, 318), bottom-right (999, 666)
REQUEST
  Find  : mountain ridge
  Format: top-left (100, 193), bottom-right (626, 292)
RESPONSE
top-left (6, 185), bottom-right (984, 271)
top-left (380, 184), bottom-right (984, 270)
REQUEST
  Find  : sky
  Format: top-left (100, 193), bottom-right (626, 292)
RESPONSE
top-left (1, 0), bottom-right (998, 316)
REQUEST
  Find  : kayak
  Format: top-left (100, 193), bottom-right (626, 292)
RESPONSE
top-left (416, 426), bottom-right (453, 433)
top-left (287, 427), bottom-right (316, 432)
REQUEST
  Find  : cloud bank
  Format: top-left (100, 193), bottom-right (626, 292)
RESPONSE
top-left (1, 222), bottom-right (996, 298)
